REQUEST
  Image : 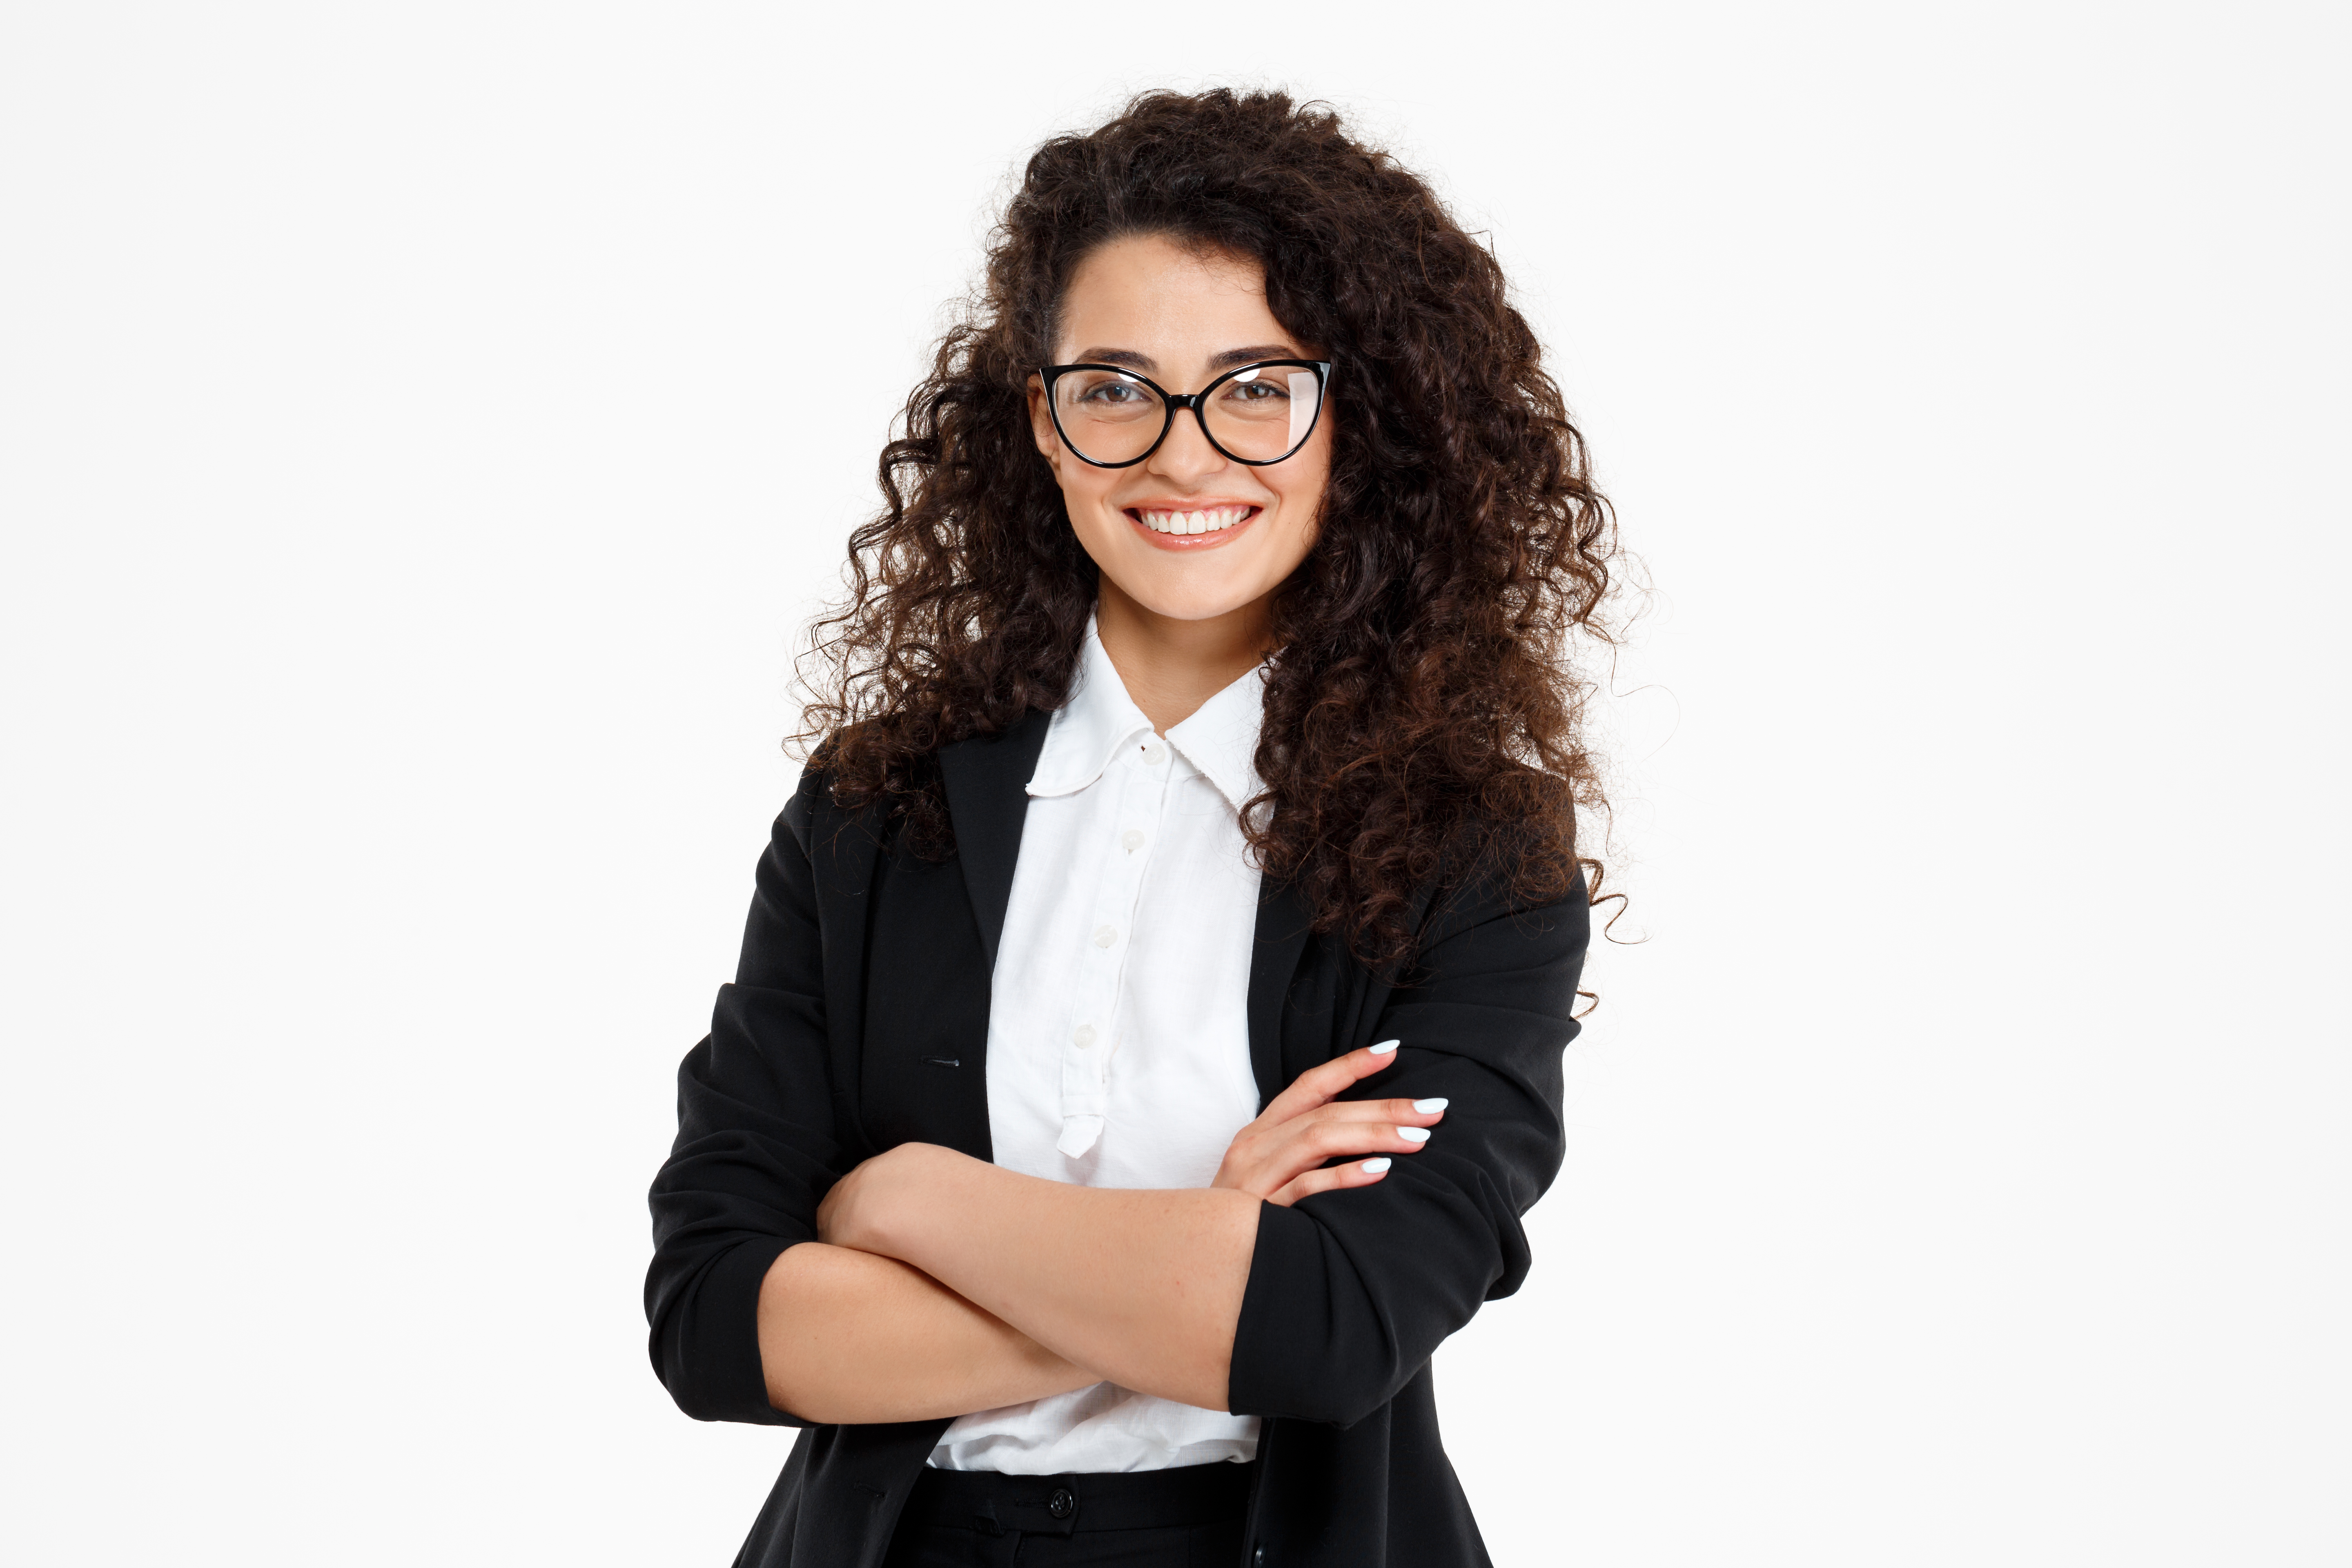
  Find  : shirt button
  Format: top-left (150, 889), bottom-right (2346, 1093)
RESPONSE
top-left (1138, 738), bottom-right (1165, 765)
top-left (1071, 1024), bottom-right (1096, 1049)
top-left (1120, 829), bottom-right (1145, 853)
top-left (1092, 925), bottom-right (1117, 948)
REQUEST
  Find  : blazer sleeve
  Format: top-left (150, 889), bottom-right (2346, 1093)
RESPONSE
top-left (644, 767), bottom-right (848, 1426)
top-left (1225, 862), bottom-right (1590, 1429)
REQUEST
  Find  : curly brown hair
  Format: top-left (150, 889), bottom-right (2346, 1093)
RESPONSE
top-left (793, 87), bottom-right (1623, 973)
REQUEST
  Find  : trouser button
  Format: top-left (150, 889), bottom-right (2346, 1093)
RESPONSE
top-left (1047, 1486), bottom-right (1075, 1520)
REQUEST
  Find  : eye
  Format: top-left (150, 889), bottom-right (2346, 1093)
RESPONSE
top-left (1075, 377), bottom-right (1147, 406)
top-left (1225, 380), bottom-right (1284, 401)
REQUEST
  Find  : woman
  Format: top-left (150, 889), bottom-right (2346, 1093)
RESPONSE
top-left (647, 88), bottom-right (1619, 1567)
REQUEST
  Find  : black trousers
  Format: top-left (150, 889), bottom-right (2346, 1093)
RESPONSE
top-left (879, 1461), bottom-right (1256, 1567)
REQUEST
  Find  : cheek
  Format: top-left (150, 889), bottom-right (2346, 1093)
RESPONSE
top-left (1058, 468), bottom-right (1123, 527)
top-left (1270, 448), bottom-right (1332, 541)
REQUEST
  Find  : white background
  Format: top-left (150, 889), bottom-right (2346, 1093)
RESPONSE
top-left (2, 3), bottom-right (2345, 1564)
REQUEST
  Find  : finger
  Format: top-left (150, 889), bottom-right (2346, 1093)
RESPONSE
top-left (1242, 1116), bottom-right (1433, 1198)
top-left (1262, 1040), bottom-right (1402, 1120)
top-left (1280, 1117), bottom-right (1432, 1162)
top-left (1270, 1156), bottom-right (1392, 1208)
top-left (1302, 1096), bottom-right (1450, 1128)
top-left (1256, 1039), bottom-right (1402, 1126)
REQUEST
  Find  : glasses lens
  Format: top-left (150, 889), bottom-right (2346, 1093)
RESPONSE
top-left (1052, 369), bottom-right (1166, 465)
top-left (1203, 366), bottom-right (1321, 463)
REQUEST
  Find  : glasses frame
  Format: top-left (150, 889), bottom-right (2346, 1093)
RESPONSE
top-left (1037, 359), bottom-right (1335, 469)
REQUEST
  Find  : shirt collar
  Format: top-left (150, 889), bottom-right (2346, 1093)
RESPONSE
top-left (1166, 654), bottom-right (1268, 817)
top-left (1027, 610), bottom-right (1268, 816)
top-left (1027, 616), bottom-right (1151, 799)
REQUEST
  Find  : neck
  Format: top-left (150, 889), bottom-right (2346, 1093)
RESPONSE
top-left (1093, 578), bottom-right (1272, 734)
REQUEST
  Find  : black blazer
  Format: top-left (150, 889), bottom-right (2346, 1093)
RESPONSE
top-left (646, 705), bottom-right (1590, 1568)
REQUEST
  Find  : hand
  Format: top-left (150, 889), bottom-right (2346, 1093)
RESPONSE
top-left (1209, 1041), bottom-right (1446, 1207)
top-left (817, 1141), bottom-right (954, 1256)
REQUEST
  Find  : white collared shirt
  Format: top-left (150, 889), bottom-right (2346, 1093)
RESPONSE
top-left (926, 612), bottom-right (1267, 1474)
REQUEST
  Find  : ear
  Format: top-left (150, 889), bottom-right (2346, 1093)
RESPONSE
top-left (1026, 376), bottom-right (1062, 475)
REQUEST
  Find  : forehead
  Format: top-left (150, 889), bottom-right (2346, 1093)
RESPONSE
top-left (1056, 234), bottom-right (1290, 361)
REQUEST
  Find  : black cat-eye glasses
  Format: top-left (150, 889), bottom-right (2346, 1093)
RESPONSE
top-left (1038, 359), bottom-right (1333, 468)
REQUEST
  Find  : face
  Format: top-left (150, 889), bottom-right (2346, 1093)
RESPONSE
top-left (1029, 233), bottom-right (1331, 633)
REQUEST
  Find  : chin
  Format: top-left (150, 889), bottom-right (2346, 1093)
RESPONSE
top-left (1116, 574), bottom-right (1270, 624)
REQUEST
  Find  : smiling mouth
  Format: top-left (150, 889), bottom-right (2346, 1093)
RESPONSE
top-left (1126, 504), bottom-right (1259, 537)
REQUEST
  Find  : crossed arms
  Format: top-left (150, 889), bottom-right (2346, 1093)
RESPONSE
top-left (646, 789), bottom-right (1586, 1432)
top-left (758, 1043), bottom-right (1441, 1423)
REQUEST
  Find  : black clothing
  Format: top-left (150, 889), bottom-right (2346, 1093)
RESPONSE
top-left (646, 707), bottom-right (1590, 1567)
top-left (881, 1461), bottom-right (1252, 1567)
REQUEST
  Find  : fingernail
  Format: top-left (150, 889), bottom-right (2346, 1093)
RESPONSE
top-left (1396, 1126), bottom-right (1430, 1143)
top-left (1361, 1157), bottom-right (1392, 1173)
top-left (1369, 1039), bottom-right (1400, 1055)
top-left (1412, 1098), bottom-right (1448, 1113)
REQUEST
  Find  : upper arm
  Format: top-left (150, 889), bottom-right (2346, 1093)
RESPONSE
top-left (644, 766), bottom-right (850, 1426)
top-left (1226, 869), bottom-right (1590, 1427)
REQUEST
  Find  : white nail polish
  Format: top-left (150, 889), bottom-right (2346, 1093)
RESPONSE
top-left (1361, 1157), bottom-right (1392, 1173)
top-left (1396, 1126), bottom-right (1430, 1143)
top-left (1369, 1039), bottom-right (1400, 1055)
top-left (1413, 1098), bottom-right (1448, 1113)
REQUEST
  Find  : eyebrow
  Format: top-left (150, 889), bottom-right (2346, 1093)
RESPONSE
top-left (1073, 343), bottom-right (1303, 375)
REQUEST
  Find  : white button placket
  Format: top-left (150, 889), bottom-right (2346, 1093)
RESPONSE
top-left (1053, 731), bottom-right (1169, 1158)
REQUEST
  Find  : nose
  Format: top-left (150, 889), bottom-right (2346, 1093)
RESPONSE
top-left (1144, 402), bottom-right (1229, 484)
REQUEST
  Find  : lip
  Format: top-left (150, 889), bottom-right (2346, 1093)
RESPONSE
top-left (1120, 501), bottom-right (1263, 552)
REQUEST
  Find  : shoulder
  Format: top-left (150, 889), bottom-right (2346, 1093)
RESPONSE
top-left (781, 761), bottom-right (824, 858)
top-left (1408, 808), bottom-right (1590, 964)
top-left (779, 730), bottom-right (853, 859)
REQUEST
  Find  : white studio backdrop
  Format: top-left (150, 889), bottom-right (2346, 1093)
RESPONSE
top-left (2, 2), bottom-right (2345, 1563)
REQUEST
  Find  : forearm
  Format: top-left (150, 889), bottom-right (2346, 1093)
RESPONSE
top-left (840, 1147), bottom-right (1261, 1411)
top-left (756, 1240), bottom-right (1099, 1424)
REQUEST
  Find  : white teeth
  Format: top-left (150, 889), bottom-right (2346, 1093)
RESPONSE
top-left (1136, 506), bottom-right (1249, 535)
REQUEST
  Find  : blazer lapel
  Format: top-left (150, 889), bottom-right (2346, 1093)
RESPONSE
top-left (1245, 875), bottom-right (1315, 1111)
top-left (807, 786), bottom-right (886, 1160)
top-left (937, 707), bottom-right (1054, 969)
